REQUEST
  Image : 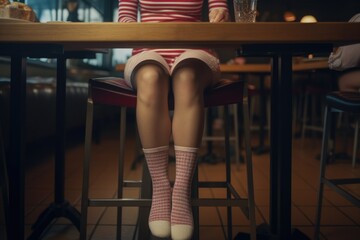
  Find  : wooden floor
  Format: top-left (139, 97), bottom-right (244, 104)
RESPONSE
top-left (1, 118), bottom-right (360, 240)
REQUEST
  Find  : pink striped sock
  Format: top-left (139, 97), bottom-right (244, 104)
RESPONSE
top-left (143, 146), bottom-right (171, 237)
top-left (171, 145), bottom-right (198, 240)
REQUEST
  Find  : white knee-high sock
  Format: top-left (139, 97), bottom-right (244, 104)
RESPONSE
top-left (171, 145), bottom-right (198, 240)
top-left (143, 146), bottom-right (171, 238)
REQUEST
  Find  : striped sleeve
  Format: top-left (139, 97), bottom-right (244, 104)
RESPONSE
top-left (118, 0), bottom-right (138, 22)
top-left (208, 0), bottom-right (228, 11)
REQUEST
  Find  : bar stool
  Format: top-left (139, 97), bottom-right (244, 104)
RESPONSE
top-left (80, 77), bottom-right (257, 240)
top-left (314, 91), bottom-right (360, 240)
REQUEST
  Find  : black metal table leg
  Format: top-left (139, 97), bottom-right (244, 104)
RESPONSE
top-left (0, 44), bottom-right (86, 240)
top-left (236, 53), bottom-right (298, 240)
top-left (237, 46), bottom-right (294, 239)
top-left (28, 55), bottom-right (81, 239)
top-left (8, 55), bottom-right (27, 240)
top-left (270, 54), bottom-right (293, 240)
top-left (236, 44), bottom-right (333, 240)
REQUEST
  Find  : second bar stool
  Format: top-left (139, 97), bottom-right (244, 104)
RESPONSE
top-left (314, 91), bottom-right (360, 239)
top-left (80, 77), bottom-right (257, 240)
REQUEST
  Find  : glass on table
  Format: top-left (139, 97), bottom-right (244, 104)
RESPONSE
top-left (233, 0), bottom-right (257, 22)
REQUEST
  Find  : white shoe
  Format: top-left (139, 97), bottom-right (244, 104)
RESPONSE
top-left (149, 220), bottom-right (171, 238)
top-left (171, 224), bottom-right (193, 240)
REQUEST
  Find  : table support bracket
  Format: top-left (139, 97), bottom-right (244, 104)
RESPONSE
top-left (27, 55), bottom-right (81, 239)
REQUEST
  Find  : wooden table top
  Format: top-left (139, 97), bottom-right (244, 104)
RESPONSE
top-left (0, 22), bottom-right (359, 50)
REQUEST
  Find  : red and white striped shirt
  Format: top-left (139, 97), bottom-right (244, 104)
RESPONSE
top-left (118, 0), bottom-right (228, 67)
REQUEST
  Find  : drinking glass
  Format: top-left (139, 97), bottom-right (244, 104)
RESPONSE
top-left (233, 0), bottom-right (257, 22)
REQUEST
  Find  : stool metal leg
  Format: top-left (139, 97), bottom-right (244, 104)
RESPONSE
top-left (224, 105), bottom-right (233, 240)
top-left (116, 107), bottom-right (127, 239)
top-left (192, 165), bottom-right (199, 240)
top-left (314, 105), bottom-right (331, 240)
top-left (352, 119), bottom-right (359, 168)
top-left (232, 104), bottom-right (241, 170)
top-left (242, 90), bottom-right (257, 240)
top-left (81, 101), bottom-right (152, 240)
top-left (80, 99), bottom-right (94, 240)
top-left (138, 161), bottom-right (151, 239)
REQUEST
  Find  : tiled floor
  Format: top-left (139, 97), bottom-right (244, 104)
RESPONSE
top-left (1, 118), bottom-right (360, 240)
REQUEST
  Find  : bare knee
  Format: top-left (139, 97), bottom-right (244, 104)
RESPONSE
top-left (174, 67), bottom-right (199, 92)
top-left (172, 60), bottom-right (211, 100)
top-left (136, 64), bottom-right (167, 88)
top-left (135, 64), bottom-right (169, 106)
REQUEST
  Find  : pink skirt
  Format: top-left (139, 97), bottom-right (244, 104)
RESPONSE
top-left (124, 50), bottom-right (221, 88)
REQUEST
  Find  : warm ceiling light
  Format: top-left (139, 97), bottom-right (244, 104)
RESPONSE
top-left (300, 15), bottom-right (317, 23)
top-left (284, 11), bottom-right (296, 22)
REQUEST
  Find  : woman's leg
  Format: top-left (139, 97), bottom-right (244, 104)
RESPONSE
top-left (135, 63), bottom-right (172, 237)
top-left (170, 59), bottom-right (213, 240)
top-left (135, 64), bottom-right (171, 147)
top-left (171, 60), bottom-right (212, 146)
